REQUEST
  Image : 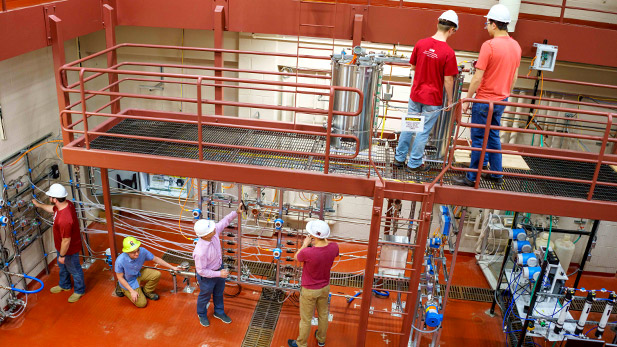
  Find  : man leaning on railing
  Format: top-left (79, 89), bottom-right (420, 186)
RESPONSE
top-left (454, 4), bottom-right (521, 187)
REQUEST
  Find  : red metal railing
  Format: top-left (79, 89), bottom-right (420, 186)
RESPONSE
top-left (342, 0), bottom-right (617, 26)
top-left (59, 44), bottom-right (366, 176)
top-left (432, 98), bottom-right (617, 200)
top-left (520, 0), bottom-right (617, 24)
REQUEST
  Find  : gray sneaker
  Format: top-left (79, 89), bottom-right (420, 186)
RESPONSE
top-left (315, 330), bottom-right (325, 346)
top-left (213, 312), bottom-right (232, 324)
top-left (198, 315), bottom-right (210, 327)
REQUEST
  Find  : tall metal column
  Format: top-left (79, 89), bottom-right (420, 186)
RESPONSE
top-left (48, 14), bottom-right (72, 146)
top-left (103, 4), bottom-right (120, 114)
top-left (214, 5), bottom-right (226, 115)
top-left (67, 165), bottom-right (91, 262)
top-left (100, 168), bottom-right (119, 274)
top-left (490, 212), bottom-right (520, 315)
top-left (355, 180), bottom-right (384, 347)
top-left (401, 190), bottom-right (434, 347)
top-left (573, 219), bottom-right (600, 289)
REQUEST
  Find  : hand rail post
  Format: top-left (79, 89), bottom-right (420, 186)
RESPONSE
top-left (197, 77), bottom-right (204, 161)
top-left (79, 69), bottom-right (90, 149)
top-left (587, 113), bottom-right (613, 200)
top-left (475, 101), bottom-right (494, 189)
top-left (324, 86), bottom-right (335, 174)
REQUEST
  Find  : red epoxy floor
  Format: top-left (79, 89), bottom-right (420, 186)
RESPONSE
top-left (1, 217), bottom-right (615, 346)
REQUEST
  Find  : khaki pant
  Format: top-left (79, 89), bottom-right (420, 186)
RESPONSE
top-left (120, 268), bottom-right (161, 308)
top-left (297, 285), bottom-right (330, 347)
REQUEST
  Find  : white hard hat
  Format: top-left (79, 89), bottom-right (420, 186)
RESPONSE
top-left (306, 220), bottom-right (330, 239)
top-left (45, 183), bottom-right (68, 198)
top-left (439, 10), bottom-right (459, 28)
top-left (486, 4), bottom-right (511, 23)
top-left (194, 219), bottom-right (216, 238)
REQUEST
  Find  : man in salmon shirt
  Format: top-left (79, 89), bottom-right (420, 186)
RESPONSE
top-left (454, 4), bottom-right (521, 186)
top-left (288, 220), bottom-right (339, 347)
top-left (32, 183), bottom-right (85, 303)
top-left (394, 10), bottom-right (459, 172)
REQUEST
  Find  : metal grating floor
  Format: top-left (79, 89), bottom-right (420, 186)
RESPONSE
top-left (89, 118), bottom-right (617, 202)
top-left (161, 250), bottom-right (194, 266)
top-left (242, 288), bottom-right (285, 347)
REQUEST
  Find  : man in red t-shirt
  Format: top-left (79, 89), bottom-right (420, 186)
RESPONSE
top-left (288, 220), bottom-right (339, 347)
top-left (394, 10), bottom-right (460, 172)
top-left (455, 4), bottom-right (521, 187)
top-left (32, 183), bottom-right (85, 302)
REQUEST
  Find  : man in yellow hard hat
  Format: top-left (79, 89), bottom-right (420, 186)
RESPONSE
top-left (114, 236), bottom-right (180, 308)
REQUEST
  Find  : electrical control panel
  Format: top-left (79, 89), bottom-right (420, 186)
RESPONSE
top-left (140, 173), bottom-right (190, 198)
top-left (531, 43), bottom-right (558, 72)
top-left (90, 168), bottom-right (141, 195)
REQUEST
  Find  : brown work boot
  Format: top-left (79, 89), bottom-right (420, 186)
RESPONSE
top-left (143, 290), bottom-right (159, 301)
top-left (68, 293), bottom-right (83, 303)
top-left (50, 285), bottom-right (70, 294)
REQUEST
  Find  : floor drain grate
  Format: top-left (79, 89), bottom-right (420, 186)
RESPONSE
top-left (161, 250), bottom-right (194, 266)
top-left (443, 285), bottom-right (495, 302)
top-left (241, 288), bottom-right (285, 347)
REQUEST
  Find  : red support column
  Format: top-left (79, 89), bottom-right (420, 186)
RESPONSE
top-left (214, 5), bottom-right (226, 116)
top-left (101, 168), bottom-right (119, 277)
top-left (48, 14), bottom-right (73, 146)
top-left (356, 179), bottom-right (384, 347)
top-left (103, 5), bottom-right (120, 114)
top-left (399, 189), bottom-right (434, 347)
top-left (353, 14), bottom-right (363, 47)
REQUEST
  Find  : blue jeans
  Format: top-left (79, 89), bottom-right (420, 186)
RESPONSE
top-left (467, 99), bottom-right (508, 182)
top-left (58, 252), bottom-right (85, 294)
top-left (395, 99), bottom-right (442, 168)
top-left (196, 272), bottom-right (225, 317)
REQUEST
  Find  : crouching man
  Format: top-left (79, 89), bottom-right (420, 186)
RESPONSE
top-left (115, 236), bottom-right (180, 308)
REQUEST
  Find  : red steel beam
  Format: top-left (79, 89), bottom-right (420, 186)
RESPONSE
top-left (62, 146), bottom-right (377, 197)
top-left (356, 179), bottom-right (384, 347)
top-left (103, 5), bottom-right (121, 114)
top-left (214, 5), bottom-right (225, 115)
top-left (432, 185), bottom-right (617, 223)
top-left (48, 14), bottom-right (73, 146)
top-left (100, 168), bottom-right (119, 271)
top-left (2, 1), bottom-right (617, 68)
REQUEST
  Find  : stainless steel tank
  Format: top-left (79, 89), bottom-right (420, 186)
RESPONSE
top-left (331, 56), bottom-right (383, 151)
top-left (426, 71), bottom-right (464, 162)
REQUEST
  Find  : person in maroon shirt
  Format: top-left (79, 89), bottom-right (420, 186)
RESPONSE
top-left (288, 220), bottom-right (339, 347)
top-left (394, 10), bottom-right (459, 172)
top-left (32, 183), bottom-right (85, 303)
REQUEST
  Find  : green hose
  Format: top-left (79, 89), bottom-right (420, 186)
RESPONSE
top-left (573, 235), bottom-right (582, 244)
